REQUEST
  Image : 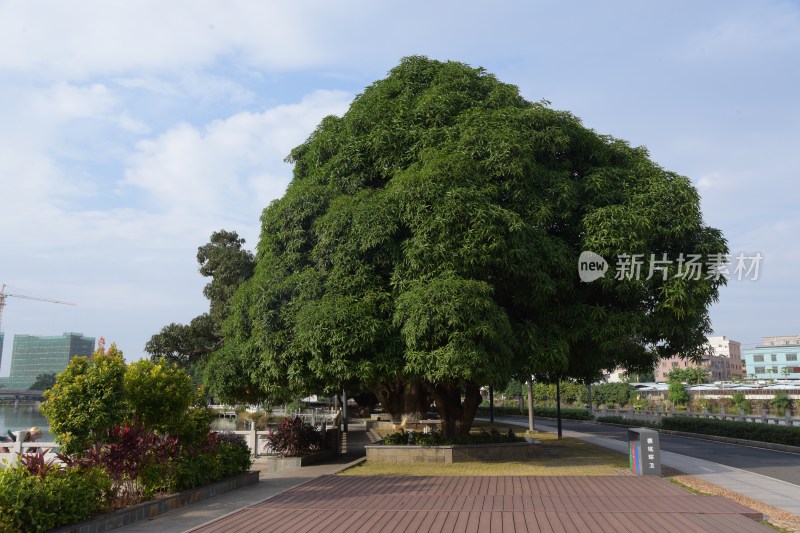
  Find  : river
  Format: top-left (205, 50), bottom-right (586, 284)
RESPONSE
top-left (0, 402), bottom-right (51, 441)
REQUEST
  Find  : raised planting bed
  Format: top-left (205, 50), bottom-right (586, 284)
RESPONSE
top-left (254, 449), bottom-right (335, 473)
top-left (50, 471), bottom-right (259, 533)
top-left (365, 442), bottom-right (539, 464)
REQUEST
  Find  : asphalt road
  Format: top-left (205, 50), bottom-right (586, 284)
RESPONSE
top-left (492, 416), bottom-right (800, 486)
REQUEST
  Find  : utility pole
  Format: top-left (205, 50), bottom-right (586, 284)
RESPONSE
top-left (527, 378), bottom-right (535, 432)
top-left (489, 383), bottom-right (494, 423)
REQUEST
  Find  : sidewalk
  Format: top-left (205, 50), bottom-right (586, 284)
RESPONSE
top-left (115, 416), bottom-right (799, 531)
top-left (112, 421), bottom-right (370, 533)
top-left (500, 416), bottom-right (800, 517)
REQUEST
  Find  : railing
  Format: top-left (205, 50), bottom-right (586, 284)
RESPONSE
top-left (1, 409), bottom-right (343, 467)
top-left (595, 407), bottom-right (800, 427)
top-left (227, 409), bottom-right (341, 457)
top-left (0, 435), bottom-right (60, 467)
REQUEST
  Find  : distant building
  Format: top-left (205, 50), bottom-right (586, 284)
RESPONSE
top-left (654, 336), bottom-right (745, 382)
top-left (0, 332), bottom-right (95, 389)
top-left (743, 335), bottom-right (800, 380)
top-left (0, 332), bottom-right (4, 371)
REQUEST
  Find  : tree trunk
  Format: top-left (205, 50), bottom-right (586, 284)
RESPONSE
top-left (429, 381), bottom-right (482, 439)
top-left (371, 380), bottom-right (430, 425)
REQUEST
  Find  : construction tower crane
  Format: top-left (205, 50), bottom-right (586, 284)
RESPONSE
top-left (0, 284), bottom-right (76, 331)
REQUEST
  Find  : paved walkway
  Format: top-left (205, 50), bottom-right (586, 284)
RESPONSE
top-left (189, 475), bottom-right (768, 532)
top-left (112, 422), bottom-right (371, 533)
top-left (113, 418), bottom-right (797, 532)
top-left (499, 417), bottom-right (800, 517)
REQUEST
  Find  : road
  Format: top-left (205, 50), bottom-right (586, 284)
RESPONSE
top-left (491, 415), bottom-right (800, 486)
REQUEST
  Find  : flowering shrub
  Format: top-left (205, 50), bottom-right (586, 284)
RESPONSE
top-left (266, 417), bottom-right (323, 457)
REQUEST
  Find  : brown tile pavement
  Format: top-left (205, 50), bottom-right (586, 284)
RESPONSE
top-left (189, 475), bottom-right (770, 532)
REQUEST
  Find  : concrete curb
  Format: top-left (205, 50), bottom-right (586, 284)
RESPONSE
top-left (50, 471), bottom-right (259, 533)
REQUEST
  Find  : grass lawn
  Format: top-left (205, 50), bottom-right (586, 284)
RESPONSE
top-left (340, 432), bottom-right (630, 476)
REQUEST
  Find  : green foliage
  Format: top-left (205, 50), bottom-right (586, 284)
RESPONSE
top-left (41, 342), bottom-right (205, 456)
top-left (125, 359), bottom-right (195, 434)
top-left (732, 392), bottom-right (750, 412)
top-left (382, 428), bottom-right (522, 446)
top-left (265, 417), bottom-right (323, 457)
top-left (175, 387), bottom-right (216, 448)
top-left (146, 230), bottom-right (255, 366)
top-left (169, 432), bottom-right (252, 492)
top-left (771, 391), bottom-right (793, 412)
top-left (534, 381), bottom-right (588, 405)
top-left (208, 56), bottom-right (728, 434)
top-left (666, 366), bottom-right (710, 384)
top-left (0, 465), bottom-right (112, 532)
top-left (591, 383), bottom-right (635, 407)
top-left (40, 340), bottom-right (127, 455)
top-left (661, 417), bottom-right (800, 446)
top-left (28, 372), bottom-right (57, 391)
top-left (476, 405), bottom-right (592, 420)
top-left (595, 416), bottom-right (660, 429)
top-left (502, 379), bottom-right (526, 398)
top-left (215, 433), bottom-right (253, 479)
top-left (668, 382), bottom-right (689, 405)
top-left (145, 314), bottom-right (219, 367)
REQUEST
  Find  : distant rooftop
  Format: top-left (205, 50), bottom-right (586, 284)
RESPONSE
top-left (758, 335), bottom-right (800, 347)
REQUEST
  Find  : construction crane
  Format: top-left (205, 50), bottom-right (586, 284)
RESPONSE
top-left (0, 284), bottom-right (76, 331)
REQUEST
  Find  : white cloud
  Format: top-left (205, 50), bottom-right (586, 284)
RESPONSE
top-left (123, 89), bottom-right (351, 214)
top-left (0, 1), bottom-right (345, 78)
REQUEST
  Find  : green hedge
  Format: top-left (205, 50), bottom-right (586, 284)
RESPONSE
top-left (595, 416), bottom-right (659, 429)
top-left (477, 405), bottom-right (592, 420)
top-left (0, 466), bottom-right (112, 533)
top-left (661, 416), bottom-right (800, 446)
top-left (382, 428), bottom-right (522, 446)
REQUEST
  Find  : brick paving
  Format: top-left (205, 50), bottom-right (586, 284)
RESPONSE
top-left (189, 475), bottom-right (770, 532)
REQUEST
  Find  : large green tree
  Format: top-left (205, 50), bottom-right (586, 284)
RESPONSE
top-left (146, 230), bottom-right (255, 365)
top-left (206, 57), bottom-right (727, 437)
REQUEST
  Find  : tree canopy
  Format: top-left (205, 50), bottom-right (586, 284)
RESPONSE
top-left (145, 230), bottom-right (254, 365)
top-left (205, 56), bottom-right (727, 436)
top-left (29, 372), bottom-right (57, 391)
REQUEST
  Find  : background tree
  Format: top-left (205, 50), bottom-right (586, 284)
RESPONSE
top-left (666, 366), bottom-right (710, 385)
top-left (668, 381), bottom-right (689, 406)
top-left (206, 57), bottom-right (727, 437)
top-left (771, 390), bottom-right (793, 414)
top-left (145, 230), bottom-right (255, 366)
top-left (591, 383), bottom-right (635, 407)
top-left (28, 372), bottom-right (57, 391)
top-left (731, 391), bottom-right (750, 413)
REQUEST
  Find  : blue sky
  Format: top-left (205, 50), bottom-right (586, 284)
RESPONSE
top-left (1, 1), bottom-right (798, 372)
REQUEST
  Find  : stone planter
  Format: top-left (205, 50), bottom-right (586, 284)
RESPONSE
top-left (50, 471), bottom-right (259, 533)
top-left (365, 442), bottom-right (539, 464)
top-left (255, 449), bottom-right (335, 473)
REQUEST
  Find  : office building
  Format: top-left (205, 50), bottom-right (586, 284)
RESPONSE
top-left (743, 335), bottom-right (800, 380)
top-left (0, 332), bottom-right (95, 389)
top-left (654, 335), bottom-right (745, 382)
